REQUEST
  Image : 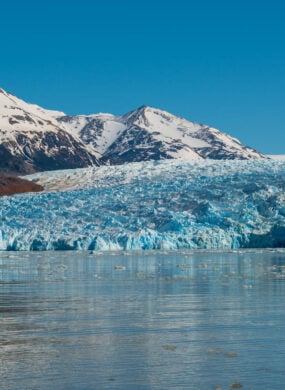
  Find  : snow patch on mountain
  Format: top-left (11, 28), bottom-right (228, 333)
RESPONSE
top-left (268, 155), bottom-right (285, 161)
top-left (0, 88), bottom-right (64, 132)
top-left (60, 114), bottom-right (126, 155)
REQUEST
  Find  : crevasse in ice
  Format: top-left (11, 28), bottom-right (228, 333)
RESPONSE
top-left (0, 159), bottom-right (285, 251)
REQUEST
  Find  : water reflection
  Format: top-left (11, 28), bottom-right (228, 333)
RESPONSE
top-left (1, 250), bottom-right (285, 389)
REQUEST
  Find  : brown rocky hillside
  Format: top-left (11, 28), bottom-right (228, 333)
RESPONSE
top-left (0, 176), bottom-right (43, 196)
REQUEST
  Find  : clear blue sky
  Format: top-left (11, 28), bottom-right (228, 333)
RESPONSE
top-left (1, 0), bottom-right (284, 153)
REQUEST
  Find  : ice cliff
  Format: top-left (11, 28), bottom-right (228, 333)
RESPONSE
top-left (0, 159), bottom-right (285, 251)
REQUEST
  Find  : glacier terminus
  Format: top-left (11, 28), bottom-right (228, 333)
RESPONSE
top-left (0, 159), bottom-right (284, 251)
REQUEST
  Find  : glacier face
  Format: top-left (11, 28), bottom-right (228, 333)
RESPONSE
top-left (0, 159), bottom-right (285, 251)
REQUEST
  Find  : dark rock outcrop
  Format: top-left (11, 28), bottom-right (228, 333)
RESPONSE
top-left (0, 175), bottom-right (43, 196)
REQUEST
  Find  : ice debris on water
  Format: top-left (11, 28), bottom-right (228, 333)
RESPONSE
top-left (230, 383), bottom-right (243, 389)
top-left (0, 159), bottom-right (285, 251)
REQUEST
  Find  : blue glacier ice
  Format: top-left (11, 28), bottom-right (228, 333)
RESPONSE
top-left (0, 159), bottom-right (285, 251)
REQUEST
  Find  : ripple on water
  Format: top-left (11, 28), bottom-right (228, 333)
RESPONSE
top-left (1, 249), bottom-right (285, 389)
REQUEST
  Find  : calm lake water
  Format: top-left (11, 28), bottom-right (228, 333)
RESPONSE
top-left (1, 249), bottom-right (285, 389)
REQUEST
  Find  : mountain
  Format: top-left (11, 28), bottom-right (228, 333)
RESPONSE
top-left (58, 105), bottom-right (264, 164)
top-left (0, 88), bottom-right (265, 175)
top-left (0, 89), bottom-right (99, 174)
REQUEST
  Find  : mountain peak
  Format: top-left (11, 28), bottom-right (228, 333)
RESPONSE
top-left (121, 105), bottom-right (170, 126)
top-left (135, 105), bottom-right (167, 115)
top-left (137, 104), bottom-right (149, 110)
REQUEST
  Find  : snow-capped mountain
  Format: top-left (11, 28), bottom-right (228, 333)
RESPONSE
top-left (59, 105), bottom-right (264, 164)
top-left (0, 88), bottom-right (265, 175)
top-left (0, 89), bottom-right (99, 174)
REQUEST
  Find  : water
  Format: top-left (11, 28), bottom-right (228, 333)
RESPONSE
top-left (1, 250), bottom-right (285, 389)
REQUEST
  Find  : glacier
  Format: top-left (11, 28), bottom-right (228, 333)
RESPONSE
top-left (0, 159), bottom-right (285, 251)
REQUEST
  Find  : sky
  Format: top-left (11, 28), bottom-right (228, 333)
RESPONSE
top-left (0, 0), bottom-right (284, 154)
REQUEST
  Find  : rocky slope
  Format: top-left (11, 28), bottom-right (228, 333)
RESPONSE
top-left (0, 175), bottom-right (43, 196)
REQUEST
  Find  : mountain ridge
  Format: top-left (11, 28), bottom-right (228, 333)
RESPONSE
top-left (0, 88), bottom-right (265, 174)
top-left (59, 104), bottom-right (264, 164)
